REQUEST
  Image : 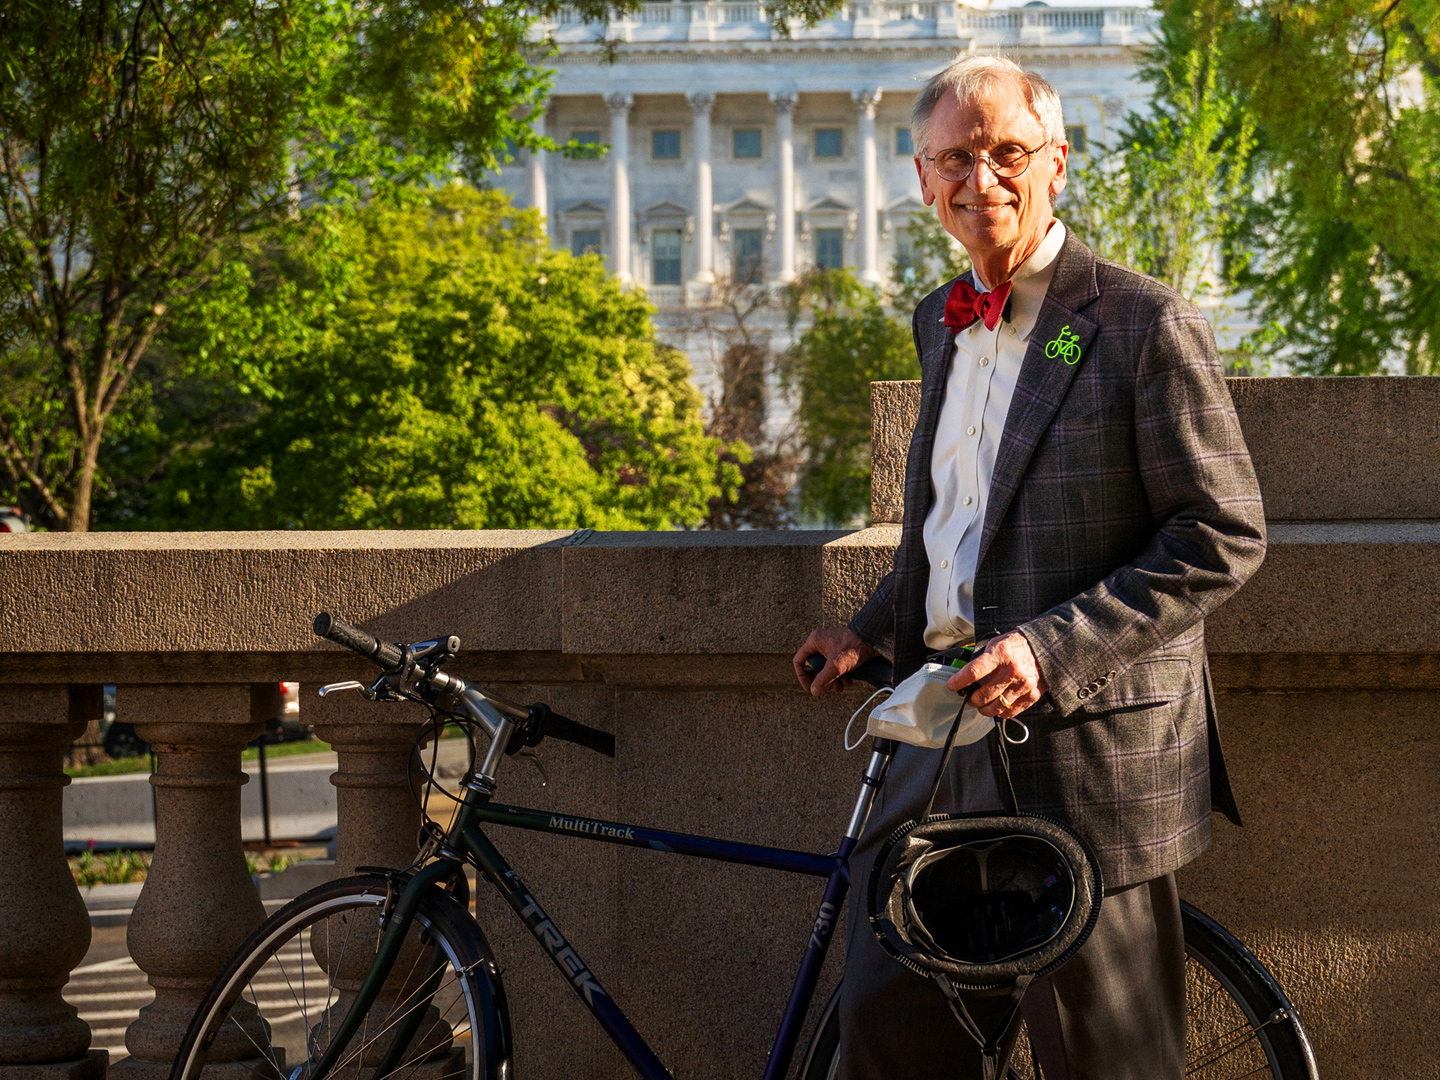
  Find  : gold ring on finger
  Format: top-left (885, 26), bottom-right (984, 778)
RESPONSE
top-left (998, 692), bottom-right (1013, 710)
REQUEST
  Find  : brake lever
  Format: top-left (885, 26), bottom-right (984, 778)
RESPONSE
top-left (515, 747), bottom-right (548, 787)
top-left (317, 680), bottom-right (365, 697)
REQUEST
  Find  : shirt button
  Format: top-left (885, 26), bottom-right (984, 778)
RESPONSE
top-left (940, 559), bottom-right (949, 569)
top-left (967, 426), bottom-right (976, 436)
top-left (980, 357), bottom-right (990, 367)
top-left (963, 496), bottom-right (973, 506)
top-left (1008, 326), bottom-right (1018, 336)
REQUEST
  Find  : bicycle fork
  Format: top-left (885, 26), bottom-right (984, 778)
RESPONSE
top-left (304, 858), bottom-right (456, 1080)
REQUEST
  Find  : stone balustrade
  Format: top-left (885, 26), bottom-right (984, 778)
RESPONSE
top-left (1, 376), bottom-right (1438, 1077)
top-left (537, 3), bottom-right (1160, 46)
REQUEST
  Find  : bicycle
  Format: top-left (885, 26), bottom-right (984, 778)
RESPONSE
top-left (171, 613), bottom-right (1319, 1080)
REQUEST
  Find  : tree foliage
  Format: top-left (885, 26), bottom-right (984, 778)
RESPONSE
top-left (0, 0), bottom-right (852, 532)
top-left (1063, 28), bottom-right (1257, 306)
top-left (781, 270), bottom-right (919, 526)
top-left (0, 0), bottom-right (570, 530)
top-left (1155, 0), bottom-right (1440, 374)
top-left (133, 187), bottom-right (733, 531)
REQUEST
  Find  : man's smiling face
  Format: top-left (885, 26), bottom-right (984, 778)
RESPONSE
top-left (915, 84), bottom-right (1067, 283)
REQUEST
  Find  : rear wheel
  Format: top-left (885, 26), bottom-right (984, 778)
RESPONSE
top-left (800, 902), bottom-right (1317, 1080)
top-left (170, 874), bottom-right (512, 1080)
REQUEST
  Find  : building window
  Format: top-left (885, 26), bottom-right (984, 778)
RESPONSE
top-left (734, 229), bottom-right (764, 284)
top-left (1065, 125), bottom-right (1087, 155)
top-left (653, 130), bottom-right (681, 159)
top-left (733, 129), bottom-right (763, 159)
top-left (653, 229), bottom-right (683, 285)
top-left (894, 227), bottom-right (920, 283)
top-left (572, 229), bottom-right (602, 257)
top-left (895, 128), bottom-right (914, 156)
top-left (814, 128), bottom-right (843, 158)
top-left (572, 130), bottom-right (602, 150)
top-left (502, 138), bottom-right (520, 163)
top-left (815, 228), bottom-right (843, 270)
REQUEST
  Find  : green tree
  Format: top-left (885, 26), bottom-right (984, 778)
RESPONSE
top-left (1154, 0), bottom-right (1440, 374)
top-left (781, 270), bottom-right (919, 526)
top-left (0, 0), bottom-right (565, 530)
top-left (136, 187), bottom-right (734, 530)
top-left (891, 213), bottom-right (971, 313)
top-left (0, 0), bottom-right (856, 532)
top-left (1062, 24), bottom-right (1257, 307)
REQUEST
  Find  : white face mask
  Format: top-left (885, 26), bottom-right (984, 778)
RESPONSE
top-left (849, 662), bottom-right (996, 750)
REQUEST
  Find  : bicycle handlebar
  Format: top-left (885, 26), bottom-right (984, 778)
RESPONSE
top-left (801, 653), bottom-right (894, 688)
top-left (520, 703), bottom-right (616, 758)
top-left (314, 612), bottom-right (406, 671)
top-left (314, 612), bottom-right (616, 758)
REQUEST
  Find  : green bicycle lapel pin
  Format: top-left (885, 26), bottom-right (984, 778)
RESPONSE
top-left (1045, 325), bottom-right (1082, 364)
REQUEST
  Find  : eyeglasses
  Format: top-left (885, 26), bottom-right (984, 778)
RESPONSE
top-left (922, 142), bottom-right (1050, 184)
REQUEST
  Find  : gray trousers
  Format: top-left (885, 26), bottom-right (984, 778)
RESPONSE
top-left (837, 740), bottom-right (1187, 1080)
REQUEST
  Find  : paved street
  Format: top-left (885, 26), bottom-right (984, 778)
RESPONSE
top-left (66, 752), bottom-right (341, 847)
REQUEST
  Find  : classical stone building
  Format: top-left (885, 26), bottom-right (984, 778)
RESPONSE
top-left (496, 0), bottom-right (1158, 299)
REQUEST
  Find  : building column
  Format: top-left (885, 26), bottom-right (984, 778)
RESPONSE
top-left (606, 92), bottom-right (634, 285)
top-left (528, 106), bottom-right (549, 241)
top-left (687, 91), bottom-right (715, 286)
top-left (853, 88), bottom-right (883, 285)
top-left (770, 91), bottom-right (798, 283)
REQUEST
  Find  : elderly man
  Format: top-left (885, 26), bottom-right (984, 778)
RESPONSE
top-left (792, 56), bottom-right (1266, 1078)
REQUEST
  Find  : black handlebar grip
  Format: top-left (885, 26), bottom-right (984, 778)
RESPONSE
top-left (544, 712), bottom-right (616, 758)
top-left (313, 612), bottom-right (405, 672)
top-left (801, 653), bottom-right (894, 689)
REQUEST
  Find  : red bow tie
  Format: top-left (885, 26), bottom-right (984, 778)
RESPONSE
top-left (943, 278), bottom-right (1012, 333)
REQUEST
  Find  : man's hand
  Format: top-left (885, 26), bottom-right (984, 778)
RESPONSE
top-left (948, 631), bottom-right (1048, 717)
top-left (793, 626), bottom-right (877, 697)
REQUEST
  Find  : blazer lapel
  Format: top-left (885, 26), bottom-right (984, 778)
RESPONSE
top-left (976, 234), bottom-right (1101, 571)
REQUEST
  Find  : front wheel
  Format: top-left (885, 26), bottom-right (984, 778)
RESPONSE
top-left (799, 901), bottom-right (1317, 1080)
top-left (170, 874), bottom-right (513, 1080)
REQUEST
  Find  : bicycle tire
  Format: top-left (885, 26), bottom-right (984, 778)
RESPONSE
top-left (799, 901), bottom-right (1317, 1080)
top-left (169, 874), bottom-right (513, 1080)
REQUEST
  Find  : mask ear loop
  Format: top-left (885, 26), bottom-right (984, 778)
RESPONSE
top-left (995, 725), bottom-right (1022, 815)
top-left (845, 686), bottom-right (893, 751)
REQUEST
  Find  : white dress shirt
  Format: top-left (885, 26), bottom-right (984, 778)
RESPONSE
top-left (923, 219), bottom-right (1068, 649)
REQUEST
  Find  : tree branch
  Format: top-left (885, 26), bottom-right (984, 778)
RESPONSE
top-left (0, 414), bottom-right (68, 525)
top-left (1399, 15), bottom-right (1440, 83)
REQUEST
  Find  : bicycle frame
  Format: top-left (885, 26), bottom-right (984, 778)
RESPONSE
top-left (305, 697), bottom-right (897, 1080)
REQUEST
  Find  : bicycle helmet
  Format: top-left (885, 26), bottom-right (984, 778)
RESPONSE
top-left (867, 811), bottom-right (1103, 990)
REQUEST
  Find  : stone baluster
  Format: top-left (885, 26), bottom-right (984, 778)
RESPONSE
top-left (687, 91), bottom-right (716, 288)
top-left (853, 87), bottom-right (883, 284)
top-left (0, 686), bottom-right (105, 1080)
top-left (770, 90), bottom-right (798, 283)
top-left (306, 692), bottom-right (460, 1077)
top-left (606, 93), bottom-right (634, 286)
top-left (112, 685), bottom-right (268, 1080)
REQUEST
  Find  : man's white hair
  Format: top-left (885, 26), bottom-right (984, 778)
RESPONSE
top-left (910, 55), bottom-right (1066, 156)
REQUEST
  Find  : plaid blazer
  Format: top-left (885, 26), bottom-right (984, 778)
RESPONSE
top-left (850, 232), bottom-right (1266, 888)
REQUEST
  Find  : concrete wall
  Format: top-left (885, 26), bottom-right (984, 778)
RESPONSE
top-left (0, 376), bottom-right (1436, 1077)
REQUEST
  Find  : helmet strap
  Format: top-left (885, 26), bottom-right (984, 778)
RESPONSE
top-left (933, 973), bottom-right (1035, 1080)
top-left (920, 699), bottom-right (1021, 822)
